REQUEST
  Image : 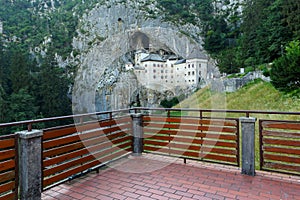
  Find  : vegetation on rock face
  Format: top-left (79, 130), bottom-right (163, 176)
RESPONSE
top-left (159, 0), bottom-right (299, 70)
top-left (0, 0), bottom-right (103, 59)
top-left (0, 43), bottom-right (72, 131)
top-left (158, 0), bottom-right (299, 93)
top-left (0, 0), bottom-right (101, 127)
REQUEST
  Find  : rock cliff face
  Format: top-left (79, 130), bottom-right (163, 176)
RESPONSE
top-left (71, 1), bottom-right (219, 114)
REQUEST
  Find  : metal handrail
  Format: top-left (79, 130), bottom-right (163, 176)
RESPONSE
top-left (0, 108), bottom-right (131, 131)
top-left (1, 107), bottom-right (299, 131)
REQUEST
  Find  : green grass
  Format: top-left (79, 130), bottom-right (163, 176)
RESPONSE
top-left (176, 79), bottom-right (300, 120)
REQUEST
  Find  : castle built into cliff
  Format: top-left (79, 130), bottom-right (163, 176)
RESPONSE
top-left (125, 49), bottom-right (211, 89)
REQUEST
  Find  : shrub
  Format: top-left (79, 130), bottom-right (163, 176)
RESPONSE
top-left (160, 97), bottom-right (179, 108)
top-left (270, 40), bottom-right (300, 92)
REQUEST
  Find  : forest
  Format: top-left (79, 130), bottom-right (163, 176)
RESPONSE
top-left (0, 0), bottom-right (299, 127)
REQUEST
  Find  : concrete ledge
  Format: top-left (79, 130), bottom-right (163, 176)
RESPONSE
top-left (239, 117), bottom-right (256, 123)
top-left (131, 113), bottom-right (143, 118)
top-left (18, 129), bottom-right (43, 139)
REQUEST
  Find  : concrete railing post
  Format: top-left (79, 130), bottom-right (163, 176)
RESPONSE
top-left (131, 113), bottom-right (143, 156)
top-left (240, 117), bottom-right (256, 176)
top-left (18, 129), bottom-right (43, 200)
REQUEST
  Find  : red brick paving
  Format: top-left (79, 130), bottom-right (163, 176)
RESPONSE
top-left (42, 154), bottom-right (300, 200)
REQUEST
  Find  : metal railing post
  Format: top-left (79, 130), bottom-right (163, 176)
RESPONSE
top-left (18, 129), bottom-right (43, 200)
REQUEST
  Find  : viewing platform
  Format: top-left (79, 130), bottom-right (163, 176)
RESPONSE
top-left (0, 108), bottom-right (299, 200)
top-left (41, 154), bottom-right (300, 200)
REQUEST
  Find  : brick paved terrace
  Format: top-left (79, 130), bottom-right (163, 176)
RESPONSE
top-left (42, 154), bottom-right (300, 200)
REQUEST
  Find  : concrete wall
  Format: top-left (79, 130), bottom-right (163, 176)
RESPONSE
top-left (211, 71), bottom-right (270, 92)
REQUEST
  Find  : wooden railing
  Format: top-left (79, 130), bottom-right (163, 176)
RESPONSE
top-left (42, 115), bottom-right (132, 189)
top-left (0, 134), bottom-right (18, 200)
top-left (259, 119), bottom-right (300, 175)
top-left (143, 115), bottom-right (239, 166)
top-left (0, 108), bottom-right (300, 197)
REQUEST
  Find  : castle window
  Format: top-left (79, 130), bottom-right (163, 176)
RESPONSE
top-left (161, 76), bottom-right (164, 79)
top-left (153, 64), bottom-right (156, 67)
top-left (153, 75), bottom-right (156, 79)
top-left (161, 70), bottom-right (164, 73)
top-left (192, 64), bottom-right (194, 68)
top-left (153, 69), bottom-right (156, 73)
top-left (188, 72), bottom-right (191, 75)
top-left (192, 71), bottom-right (195, 75)
top-left (188, 64), bottom-right (190, 68)
top-left (145, 64), bottom-right (147, 68)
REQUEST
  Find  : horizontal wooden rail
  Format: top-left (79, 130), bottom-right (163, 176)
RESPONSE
top-left (143, 115), bottom-right (239, 166)
top-left (0, 134), bottom-right (18, 200)
top-left (260, 120), bottom-right (300, 175)
top-left (42, 116), bottom-right (133, 190)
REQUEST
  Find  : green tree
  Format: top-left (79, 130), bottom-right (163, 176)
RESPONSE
top-left (236, 0), bottom-right (294, 68)
top-left (0, 39), bottom-right (10, 94)
top-left (36, 53), bottom-right (72, 119)
top-left (8, 88), bottom-right (38, 122)
top-left (9, 50), bottom-right (33, 93)
top-left (270, 40), bottom-right (300, 92)
top-left (203, 17), bottom-right (228, 55)
top-left (0, 86), bottom-right (8, 123)
top-left (160, 97), bottom-right (179, 108)
top-left (215, 47), bottom-right (240, 74)
top-left (282, 0), bottom-right (300, 39)
top-left (239, 0), bottom-right (274, 65)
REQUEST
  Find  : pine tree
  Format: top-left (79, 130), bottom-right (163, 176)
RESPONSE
top-left (0, 86), bottom-right (8, 123)
top-left (36, 53), bottom-right (71, 119)
top-left (282, 0), bottom-right (300, 39)
top-left (8, 88), bottom-right (38, 122)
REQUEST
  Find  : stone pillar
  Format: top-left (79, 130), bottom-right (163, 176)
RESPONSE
top-left (131, 113), bottom-right (143, 156)
top-left (240, 117), bottom-right (256, 176)
top-left (18, 130), bottom-right (43, 200)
